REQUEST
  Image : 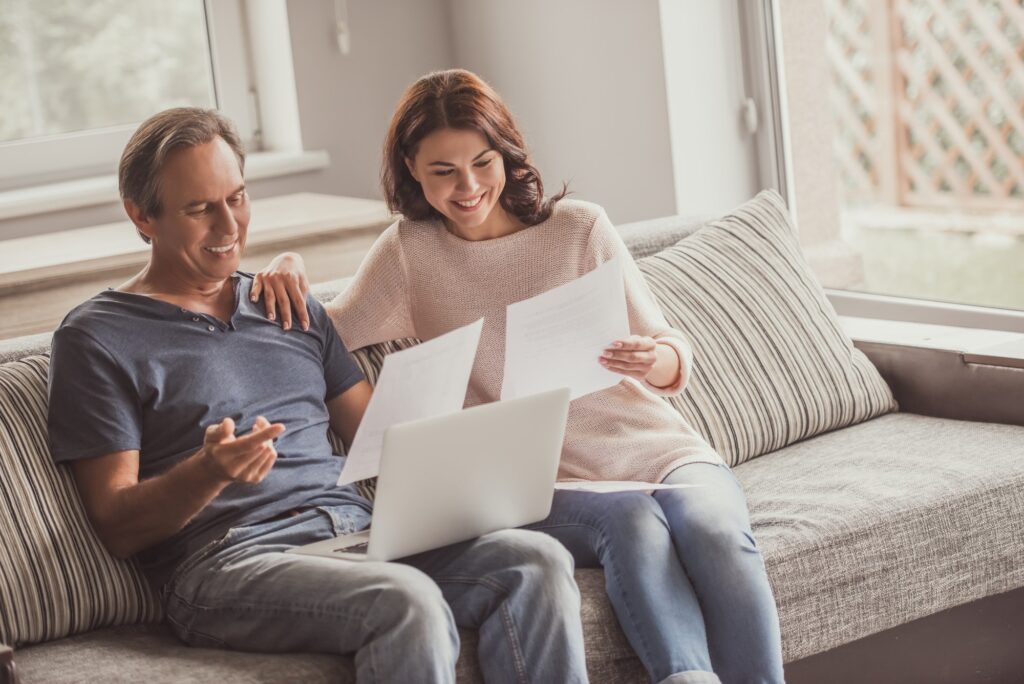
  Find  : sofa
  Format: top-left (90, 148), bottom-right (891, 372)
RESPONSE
top-left (1, 191), bottom-right (1022, 683)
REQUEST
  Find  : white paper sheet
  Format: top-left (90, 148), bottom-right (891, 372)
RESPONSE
top-left (554, 481), bottom-right (705, 493)
top-left (501, 257), bottom-right (630, 401)
top-left (337, 319), bottom-right (483, 485)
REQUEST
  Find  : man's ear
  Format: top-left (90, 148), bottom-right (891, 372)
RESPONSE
top-left (123, 199), bottom-right (155, 244)
top-left (404, 157), bottom-right (420, 183)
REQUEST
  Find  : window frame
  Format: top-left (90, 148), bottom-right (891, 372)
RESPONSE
top-left (0, 0), bottom-right (254, 192)
top-left (0, 0), bottom-right (320, 227)
top-left (750, 0), bottom-right (1024, 331)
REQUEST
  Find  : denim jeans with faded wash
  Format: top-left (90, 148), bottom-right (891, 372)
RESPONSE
top-left (163, 504), bottom-right (588, 684)
top-left (526, 462), bottom-right (785, 684)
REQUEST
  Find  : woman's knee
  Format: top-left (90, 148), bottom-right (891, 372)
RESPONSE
top-left (599, 492), bottom-right (670, 538)
top-left (663, 501), bottom-right (760, 562)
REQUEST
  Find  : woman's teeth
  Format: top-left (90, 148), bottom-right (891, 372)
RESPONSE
top-left (454, 195), bottom-right (483, 208)
top-left (204, 242), bottom-right (235, 253)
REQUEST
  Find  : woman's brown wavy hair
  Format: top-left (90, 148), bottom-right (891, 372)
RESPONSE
top-left (382, 69), bottom-right (567, 226)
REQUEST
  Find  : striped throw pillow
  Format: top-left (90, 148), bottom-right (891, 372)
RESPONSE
top-left (638, 190), bottom-right (897, 467)
top-left (0, 356), bottom-right (161, 647)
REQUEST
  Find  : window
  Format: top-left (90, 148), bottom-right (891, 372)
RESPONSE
top-left (824, 0), bottom-right (1024, 312)
top-left (0, 0), bottom-right (256, 190)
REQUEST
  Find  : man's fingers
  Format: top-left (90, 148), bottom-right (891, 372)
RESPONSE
top-left (227, 422), bottom-right (285, 452)
top-left (284, 277), bottom-right (310, 331)
top-left (205, 417), bottom-right (236, 444)
top-left (238, 445), bottom-right (277, 483)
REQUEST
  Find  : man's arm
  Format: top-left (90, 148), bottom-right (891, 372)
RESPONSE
top-left (70, 417), bottom-right (284, 559)
top-left (327, 380), bottom-right (373, 452)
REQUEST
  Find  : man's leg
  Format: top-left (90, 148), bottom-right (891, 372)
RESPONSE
top-left (403, 529), bottom-right (589, 684)
top-left (526, 491), bottom-right (721, 684)
top-left (164, 509), bottom-right (459, 684)
top-left (656, 464), bottom-right (785, 684)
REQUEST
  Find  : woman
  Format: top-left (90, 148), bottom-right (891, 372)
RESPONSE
top-left (256, 69), bottom-right (784, 684)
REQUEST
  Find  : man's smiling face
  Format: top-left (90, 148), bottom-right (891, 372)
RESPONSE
top-left (139, 136), bottom-right (250, 285)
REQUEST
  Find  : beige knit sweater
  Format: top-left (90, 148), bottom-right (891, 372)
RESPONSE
top-left (327, 199), bottom-right (723, 482)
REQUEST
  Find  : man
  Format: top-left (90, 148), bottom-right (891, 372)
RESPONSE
top-left (47, 107), bottom-right (587, 683)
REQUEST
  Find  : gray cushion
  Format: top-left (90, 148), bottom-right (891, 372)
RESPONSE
top-left (737, 412), bottom-right (1024, 661)
top-left (15, 571), bottom-right (639, 684)
top-left (638, 190), bottom-right (897, 466)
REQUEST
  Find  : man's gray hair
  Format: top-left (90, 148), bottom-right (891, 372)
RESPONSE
top-left (118, 107), bottom-right (245, 243)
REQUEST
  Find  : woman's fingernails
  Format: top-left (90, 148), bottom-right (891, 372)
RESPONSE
top-left (613, 342), bottom-right (623, 348)
top-left (602, 350), bottom-right (613, 358)
top-left (268, 313), bottom-right (275, 321)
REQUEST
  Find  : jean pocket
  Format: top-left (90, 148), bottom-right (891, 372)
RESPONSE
top-left (165, 526), bottom-right (245, 600)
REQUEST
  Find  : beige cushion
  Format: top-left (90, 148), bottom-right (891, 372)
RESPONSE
top-left (0, 356), bottom-right (161, 647)
top-left (637, 190), bottom-right (897, 466)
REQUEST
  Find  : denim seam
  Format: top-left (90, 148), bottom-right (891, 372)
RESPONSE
top-left (529, 520), bottom-right (658, 672)
top-left (499, 601), bottom-right (529, 684)
top-left (430, 575), bottom-right (528, 683)
top-left (170, 592), bottom-right (371, 623)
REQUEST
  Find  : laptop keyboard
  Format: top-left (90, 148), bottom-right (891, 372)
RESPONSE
top-left (333, 541), bottom-right (369, 554)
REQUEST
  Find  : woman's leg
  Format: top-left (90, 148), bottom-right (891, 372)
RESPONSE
top-left (656, 464), bottom-right (785, 684)
top-left (526, 490), bottom-right (721, 684)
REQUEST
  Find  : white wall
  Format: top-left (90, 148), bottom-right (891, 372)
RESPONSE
top-left (659, 0), bottom-right (760, 216)
top-left (446, 0), bottom-right (678, 224)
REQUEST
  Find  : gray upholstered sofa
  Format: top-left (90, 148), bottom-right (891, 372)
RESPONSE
top-left (2, 199), bottom-right (1023, 683)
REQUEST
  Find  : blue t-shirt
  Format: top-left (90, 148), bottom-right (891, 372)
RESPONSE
top-left (47, 273), bottom-right (371, 587)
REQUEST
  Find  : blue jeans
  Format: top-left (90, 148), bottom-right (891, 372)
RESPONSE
top-left (527, 463), bottom-right (784, 684)
top-left (163, 504), bottom-right (588, 684)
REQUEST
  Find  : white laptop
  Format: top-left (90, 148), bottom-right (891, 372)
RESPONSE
top-left (287, 387), bottom-right (571, 562)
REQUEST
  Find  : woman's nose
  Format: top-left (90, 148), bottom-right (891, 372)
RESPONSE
top-left (456, 170), bottom-right (479, 193)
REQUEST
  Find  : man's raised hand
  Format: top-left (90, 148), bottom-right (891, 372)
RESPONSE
top-left (198, 416), bottom-right (285, 485)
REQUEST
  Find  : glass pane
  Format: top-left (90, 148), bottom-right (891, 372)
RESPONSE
top-left (824, 0), bottom-right (1024, 311)
top-left (0, 0), bottom-right (215, 144)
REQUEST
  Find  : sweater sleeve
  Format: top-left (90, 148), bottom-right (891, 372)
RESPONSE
top-left (585, 207), bottom-right (694, 397)
top-left (326, 222), bottom-right (416, 351)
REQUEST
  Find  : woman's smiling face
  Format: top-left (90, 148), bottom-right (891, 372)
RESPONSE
top-left (406, 127), bottom-right (512, 239)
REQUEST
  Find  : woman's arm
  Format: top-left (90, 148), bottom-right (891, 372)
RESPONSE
top-left (587, 208), bottom-right (693, 396)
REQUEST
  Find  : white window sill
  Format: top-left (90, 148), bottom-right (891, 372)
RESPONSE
top-left (0, 192), bottom-right (389, 290)
top-left (0, 149), bottom-right (330, 222)
top-left (841, 315), bottom-right (1024, 368)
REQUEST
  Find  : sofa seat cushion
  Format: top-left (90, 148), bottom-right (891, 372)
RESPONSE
top-left (736, 412), bottom-right (1024, 662)
top-left (15, 570), bottom-right (644, 684)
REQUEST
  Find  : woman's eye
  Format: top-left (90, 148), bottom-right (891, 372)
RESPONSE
top-left (475, 158), bottom-right (493, 168)
top-left (433, 169), bottom-right (454, 177)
